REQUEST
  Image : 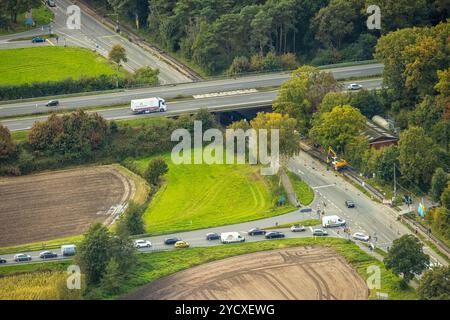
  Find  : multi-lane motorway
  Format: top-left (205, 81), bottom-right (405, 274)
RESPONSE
top-left (0, 68), bottom-right (383, 131)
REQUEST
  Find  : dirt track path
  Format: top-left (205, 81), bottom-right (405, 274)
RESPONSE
top-left (123, 246), bottom-right (369, 300)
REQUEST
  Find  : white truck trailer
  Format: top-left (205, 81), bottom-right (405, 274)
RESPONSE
top-left (130, 97), bottom-right (167, 114)
top-left (322, 215), bottom-right (346, 228)
top-left (220, 232), bottom-right (245, 244)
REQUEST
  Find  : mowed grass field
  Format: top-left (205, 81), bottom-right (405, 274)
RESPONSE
top-left (0, 47), bottom-right (125, 85)
top-left (134, 154), bottom-right (294, 235)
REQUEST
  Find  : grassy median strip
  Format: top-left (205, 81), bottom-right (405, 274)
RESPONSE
top-left (265, 219), bottom-right (321, 230)
top-left (0, 238), bottom-right (417, 300)
top-left (287, 171), bottom-right (314, 205)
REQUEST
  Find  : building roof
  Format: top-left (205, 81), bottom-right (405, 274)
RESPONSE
top-left (362, 120), bottom-right (398, 144)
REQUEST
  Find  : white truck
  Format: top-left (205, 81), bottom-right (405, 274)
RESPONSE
top-left (61, 244), bottom-right (76, 257)
top-left (322, 215), bottom-right (346, 228)
top-left (220, 232), bottom-right (245, 244)
top-left (130, 97), bottom-right (167, 114)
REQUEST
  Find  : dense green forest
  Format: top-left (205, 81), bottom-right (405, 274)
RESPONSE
top-left (90, 0), bottom-right (448, 74)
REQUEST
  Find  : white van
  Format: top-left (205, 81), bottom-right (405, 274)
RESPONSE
top-left (220, 232), bottom-right (245, 244)
top-left (322, 215), bottom-right (346, 228)
top-left (61, 244), bottom-right (76, 257)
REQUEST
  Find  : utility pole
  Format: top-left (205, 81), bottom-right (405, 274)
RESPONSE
top-left (393, 163), bottom-right (397, 198)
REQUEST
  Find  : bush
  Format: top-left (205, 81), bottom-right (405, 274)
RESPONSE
top-left (144, 157), bottom-right (168, 185)
top-left (227, 56), bottom-right (250, 75)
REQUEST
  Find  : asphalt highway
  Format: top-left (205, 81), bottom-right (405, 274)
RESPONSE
top-left (1, 78), bottom-right (382, 131)
top-left (0, 63), bottom-right (383, 118)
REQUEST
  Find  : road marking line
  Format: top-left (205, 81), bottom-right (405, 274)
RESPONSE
top-left (46, 39), bottom-right (55, 46)
top-left (312, 184), bottom-right (335, 190)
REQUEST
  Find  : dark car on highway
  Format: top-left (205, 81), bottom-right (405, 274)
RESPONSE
top-left (265, 231), bottom-right (285, 239)
top-left (45, 100), bottom-right (59, 107)
top-left (345, 200), bottom-right (355, 208)
top-left (164, 237), bottom-right (181, 245)
top-left (39, 251), bottom-right (58, 259)
top-left (0, 257), bottom-right (6, 264)
top-left (206, 233), bottom-right (220, 240)
top-left (47, 0), bottom-right (56, 7)
top-left (248, 228), bottom-right (266, 236)
top-left (14, 254), bottom-right (32, 262)
top-left (31, 37), bottom-right (45, 43)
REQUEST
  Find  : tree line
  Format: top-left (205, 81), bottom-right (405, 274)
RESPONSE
top-left (89, 0), bottom-right (447, 75)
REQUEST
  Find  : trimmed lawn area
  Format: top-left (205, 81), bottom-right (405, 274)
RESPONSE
top-left (134, 154), bottom-right (294, 235)
top-left (0, 238), bottom-right (417, 300)
top-left (288, 171), bottom-right (314, 205)
top-left (0, 47), bottom-right (125, 86)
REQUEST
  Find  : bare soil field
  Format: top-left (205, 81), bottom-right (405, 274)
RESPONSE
top-left (0, 165), bottom-right (134, 246)
top-left (124, 246), bottom-right (369, 300)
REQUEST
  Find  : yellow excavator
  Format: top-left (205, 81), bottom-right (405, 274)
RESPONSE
top-left (326, 147), bottom-right (347, 170)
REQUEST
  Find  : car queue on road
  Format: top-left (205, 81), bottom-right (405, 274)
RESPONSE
top-left (1, 215), bottom-right (372, 266)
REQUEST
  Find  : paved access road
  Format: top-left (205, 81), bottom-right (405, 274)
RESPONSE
top-left (0, 0), bottom-right (190, 84)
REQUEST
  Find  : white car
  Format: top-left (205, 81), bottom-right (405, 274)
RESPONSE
top-left (134, 239), bottom-right (152, 248)
top-left (347, 83), bottom-right (363, 90)
top-left (352, 232), bottom-right (370, 242)
top-left (290, 224), bottom-right (306, 232)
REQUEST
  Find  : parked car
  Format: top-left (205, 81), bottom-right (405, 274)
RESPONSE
top-left (164, 237), bottom-right (180, 245)
top-left (265, 231), bottom-right (285, 239)
top-left (352, 232), bottom-right (370, 242)
top-left (174, 240), bottom-right (190, 248)
top-left (345, 200), bottom-right (355, 208)
top-left (47, 0), bottom-right (56, 7)
top-left (0, 257), bottom-right (6, 264)
top-left (45, 100), bottom-right (59, 107)
top-left (39, 251), bottom-right (58, 259)
top-left (290, 224), bottom-right (306, 232)
top-left (248, 228), bottom-right (266, 236)
top-left (347, 83), bottom-right (363, 90)
top-left (31, 37), bottom-right (45, 43)
top-left (134, 239), bottom-right (152, 248)
top-left (206, 233), bottom-right (220, 240)
top-left (14, 254), bottom-right (32, 262)
top-left (312, 229), bottom-right (328, 236)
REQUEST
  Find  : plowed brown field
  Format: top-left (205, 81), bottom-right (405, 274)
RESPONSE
top-left (124, 246), bottom-right (369, 300)
top-left (0, 165), bottom-right (134, 246)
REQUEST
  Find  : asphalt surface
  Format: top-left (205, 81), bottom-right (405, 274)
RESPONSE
top-left (0, 0), bottom-right (190, 84)
top-left (1, 78), bottom-right (382, 131)
top-left (1, 148), bottom-right (446, 267)
top-left (0, 63), bottom-right (383, 118)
